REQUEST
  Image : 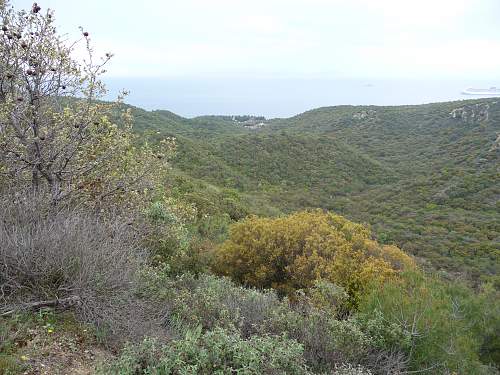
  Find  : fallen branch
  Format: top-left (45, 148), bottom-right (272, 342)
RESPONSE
top-left (1, 295), bottom-right (81, 317)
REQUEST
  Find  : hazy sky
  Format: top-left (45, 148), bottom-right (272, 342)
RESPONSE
top-left (12, 0), bottom-right (500, 80)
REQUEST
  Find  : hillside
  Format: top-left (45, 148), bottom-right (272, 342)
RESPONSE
top-left (3, 2), bottom-right (500, 373)
top-left (131, 99), bottom-right (499, 284)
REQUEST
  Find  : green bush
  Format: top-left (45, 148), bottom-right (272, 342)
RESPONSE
top-left (196, 213), bottom-right (231, 242)
top-left (144, 199), bottom-right (210, 275)
top-left (358, 271), bottom-right (500, 374)
top-left (99, 327), bottom-right (311, 375)
top-left (141, 272), bottom-right (407, 373)
top-left (158, 273), bottom-right (289, 337)
top-left (354, 310), bottom-right (411, 353)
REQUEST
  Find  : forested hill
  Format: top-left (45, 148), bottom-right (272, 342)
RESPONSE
top-left (132, 98), bottom-right (500, 284)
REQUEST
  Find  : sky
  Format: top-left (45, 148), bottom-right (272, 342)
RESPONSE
top-left (11, 0), bottom-right (500, 80)
top-left (9, 0), bottom-right (500, 116)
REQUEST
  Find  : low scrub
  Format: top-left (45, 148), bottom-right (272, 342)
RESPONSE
top-left (141, 271), bottom-right (408, 374)
top-left (99, 327), bottom-right (311, 375)
top-left (0, 192), bottom-right (144, 333)
top-left (359, 271), bottom-right (500, 374)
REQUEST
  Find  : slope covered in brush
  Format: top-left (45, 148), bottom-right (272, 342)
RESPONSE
top-left (130, 99), bottom-right (499, 283)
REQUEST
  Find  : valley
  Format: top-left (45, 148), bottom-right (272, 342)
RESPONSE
top-left (132, 98), bottom-right (500, 284)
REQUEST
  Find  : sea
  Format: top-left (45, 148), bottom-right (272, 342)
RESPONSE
top-left (103, 77), bottom-right (500, 119)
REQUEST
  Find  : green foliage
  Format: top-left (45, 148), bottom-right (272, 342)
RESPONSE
top-left (144, 272), bottom-right (287, 336)
top-left (354, 310), bottom-right (411, 353)
top-left (196, 213), bottom-right (232, 242)
top-left (306, 280), bottom-right (350, 317)
top-left (175, 133), bottom-right (390, 193)
top-left (113, 263), bottom-right (498, 373)
top-left (133, 99), bottom-right (500, 284)
top-left (143, 197), bottom-right (215, 275)
top-left (0, 2), bottom-right (177, 214)
top-left (214, 210), bottom-right (414, 306)
top-left (99, 327), bottom-right (311, 375)
top-left (358, 270), bottom-right (500, 374)
top-left (168, 173), bottom-right (253, 221)
top-left (138, 272), bottom-right (407, 373)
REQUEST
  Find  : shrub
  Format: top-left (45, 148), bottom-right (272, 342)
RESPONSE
top-left (0, 192), bottom-right (144, 334)
top-left (214, 210), bottom-right (414, 306)
top-left (145, 200), bottom-right (191, 258)
top-left (99, 327), bottom-right (311, 375)
top-left (306, 280), bottom-right (350, 317)
top-left (151, 273), bottom-right (287, 337)
top-left (196, 213), bottom-right (232, 242)
top-left (354, 310), bottom-right (411, 353)
top-left (143, 272), bottom-right (407, 374)
top-left (143, 198), bottom-right (215, 275)
top-left (358, 270), bottom-right (500, 374)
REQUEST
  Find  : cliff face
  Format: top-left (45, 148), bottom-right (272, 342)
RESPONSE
top-left (352, 109), bottom-right (376, 120)
top-left (450, 102), bottom-right (492, 122)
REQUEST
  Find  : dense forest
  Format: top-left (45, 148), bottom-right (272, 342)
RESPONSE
top-left (0, 2), bottom-right (499, 375)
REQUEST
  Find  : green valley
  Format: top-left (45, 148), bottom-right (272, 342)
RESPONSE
top-left (132, 99), bottom-right (500, 284)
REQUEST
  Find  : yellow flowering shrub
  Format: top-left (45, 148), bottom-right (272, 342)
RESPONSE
top-left (214, 210), bottom-right (414, 306)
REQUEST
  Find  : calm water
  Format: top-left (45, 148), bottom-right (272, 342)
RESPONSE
top-left (104, 78), bottom-right (500, 118)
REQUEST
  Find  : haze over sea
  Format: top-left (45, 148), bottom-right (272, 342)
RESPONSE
top-left (104, 78), bottom-right (500, 119)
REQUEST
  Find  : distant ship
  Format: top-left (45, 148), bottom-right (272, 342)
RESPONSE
top-left (462, 87), bottom-right (500, 96)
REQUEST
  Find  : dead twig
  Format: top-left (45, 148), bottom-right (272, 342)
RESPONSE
top-left (1, 295), bottom-right (81, 317)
